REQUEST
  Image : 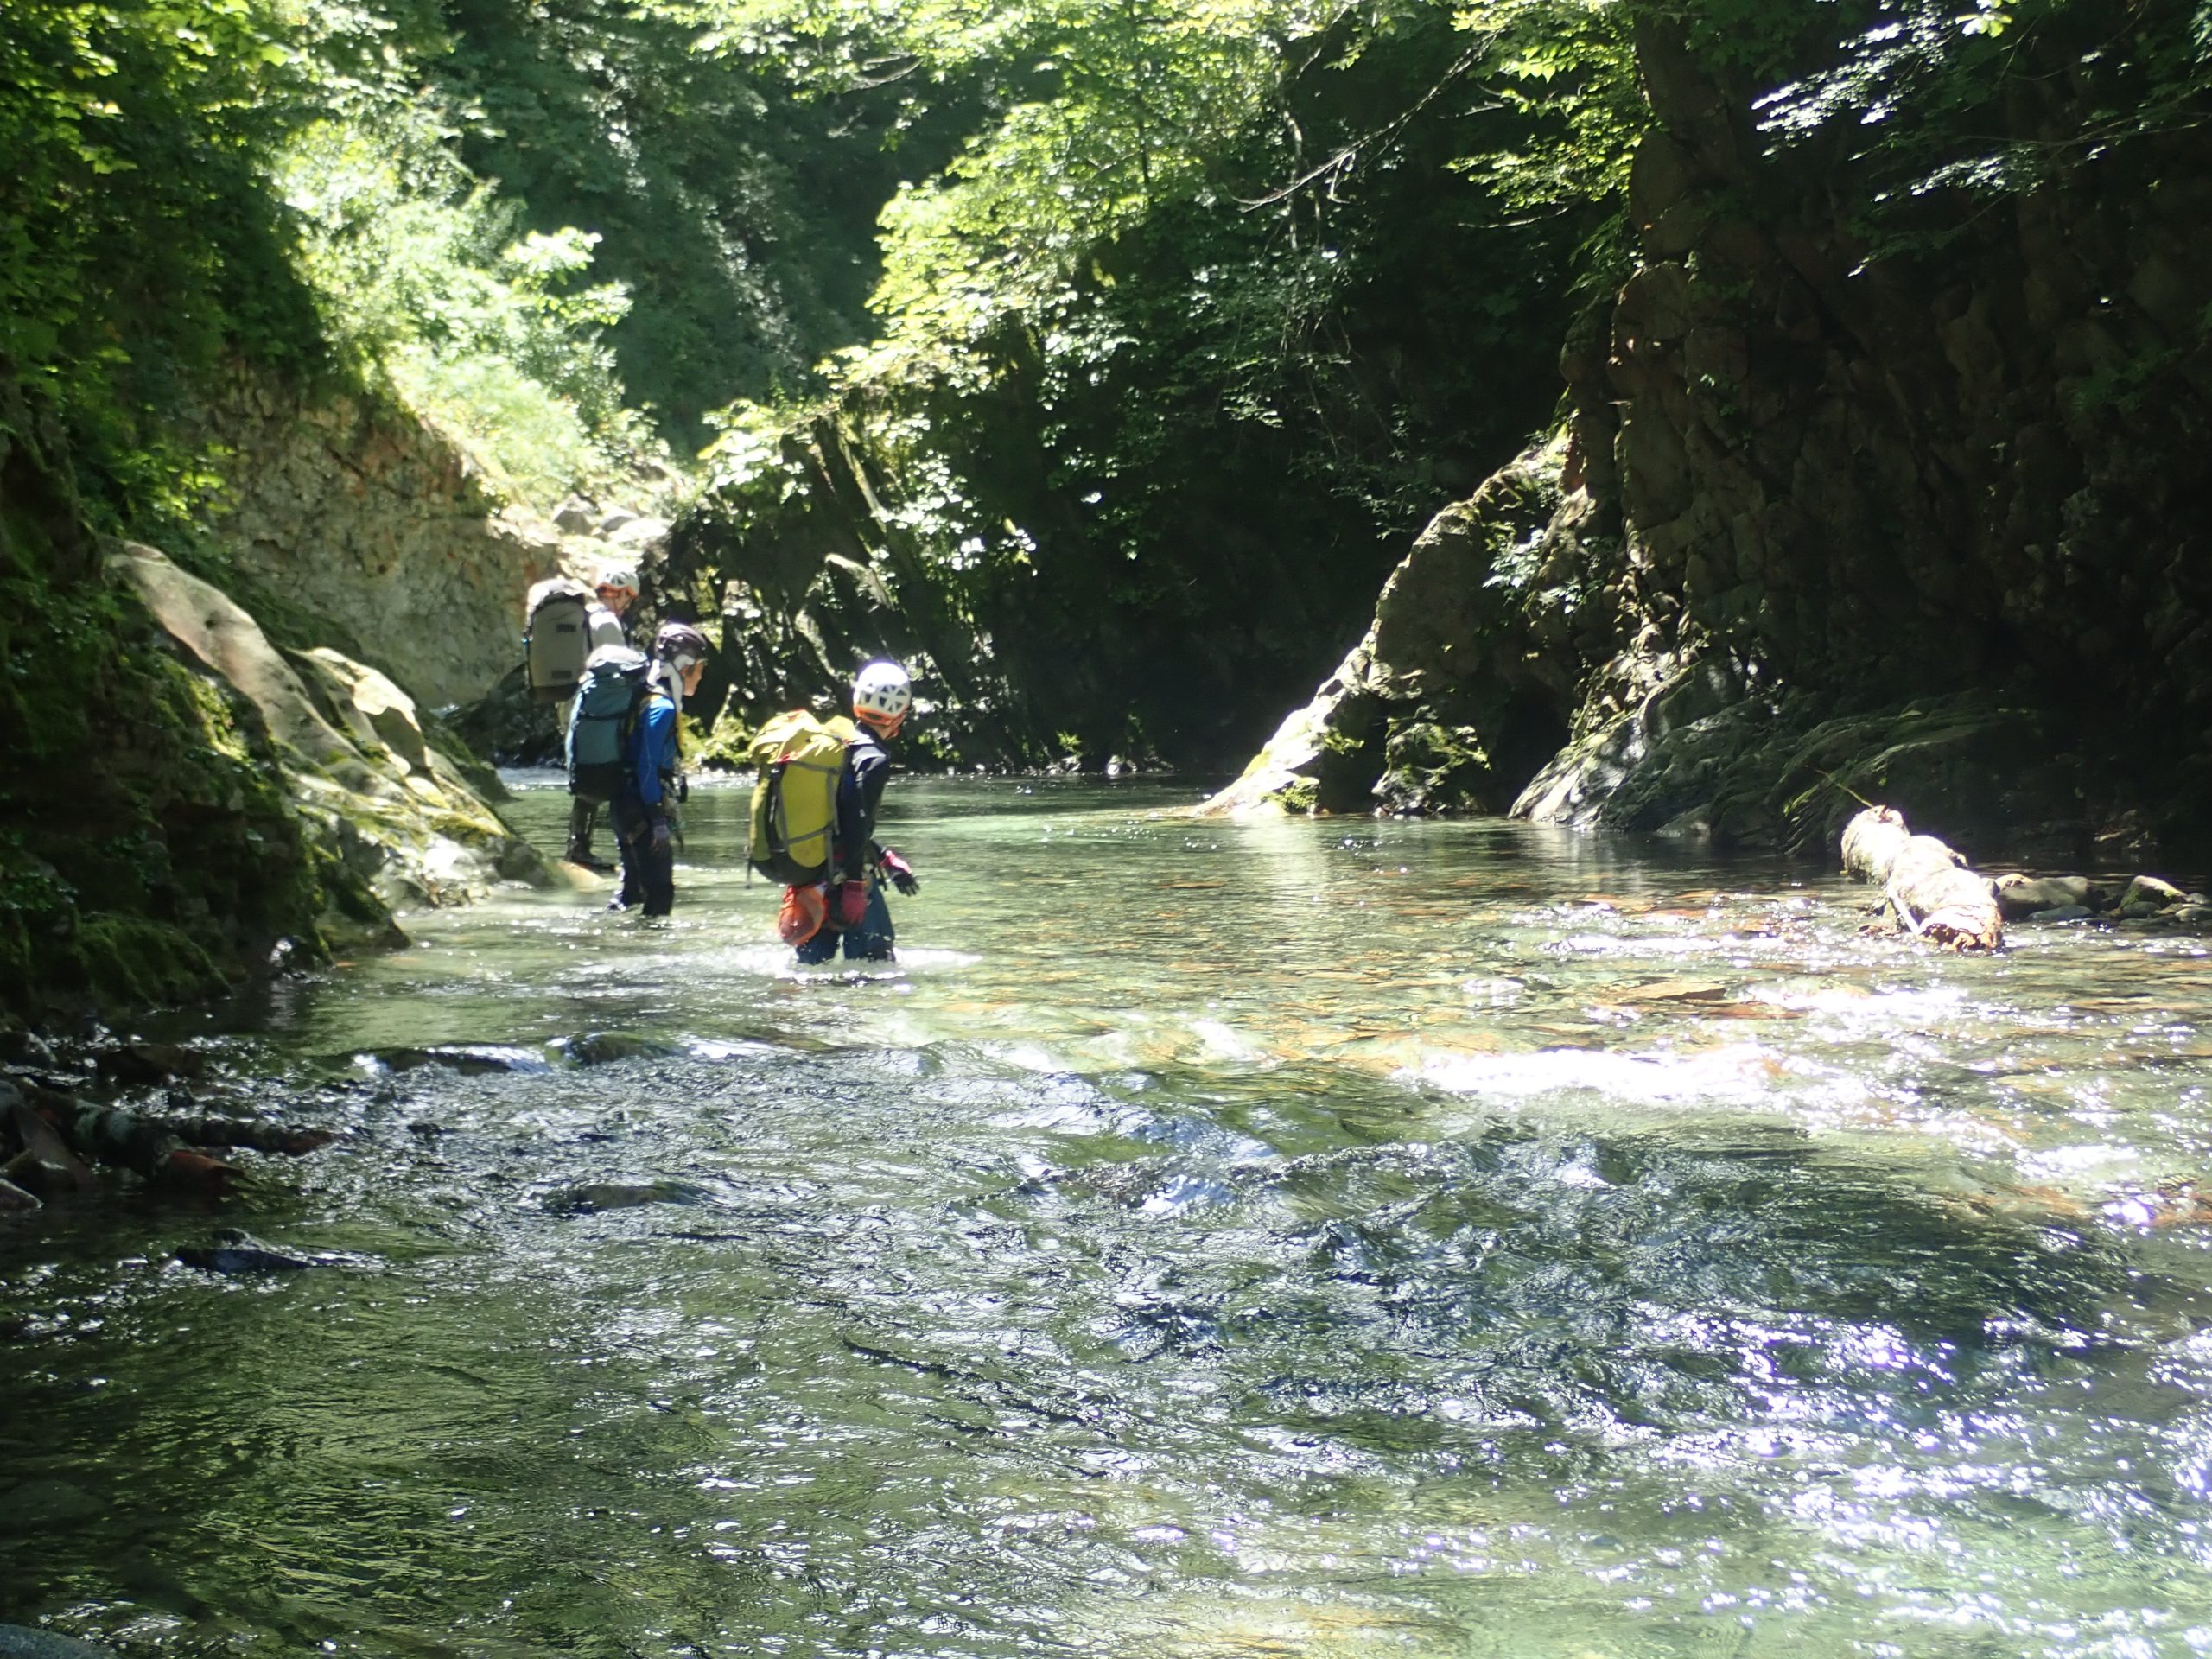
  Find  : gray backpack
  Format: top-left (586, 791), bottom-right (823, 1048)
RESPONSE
top-left (524, 577), bottom-right (594, 702)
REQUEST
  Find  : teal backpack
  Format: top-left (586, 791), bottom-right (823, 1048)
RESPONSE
top-left (565, 646), bottom-right (652, 802)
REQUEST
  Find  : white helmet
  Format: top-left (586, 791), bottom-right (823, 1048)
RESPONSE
top-left (595, 562), bottom-right (638, 595)
top-left (852, 659), bottom-right (912, 734)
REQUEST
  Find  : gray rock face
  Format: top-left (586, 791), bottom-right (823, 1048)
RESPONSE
top-left (1215, 18), bottom-right (2212, 857)
top-left (109, 545), bottom-right (545, 912)
top-left (198, 375), bottom-right (571, 709)
top-left (1995, 874), bottom-right (2093, 918)
top-left (1200, 437), bottom-right (1592, 817)
top-left (197, 378), bottom-right (680, 721)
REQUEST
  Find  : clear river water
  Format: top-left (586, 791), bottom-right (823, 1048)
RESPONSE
top-left (4, 776), bottom-right (2212, 1659)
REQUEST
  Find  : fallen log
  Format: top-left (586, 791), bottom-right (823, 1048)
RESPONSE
top-left (1840, 804), bottom-right (2004, 952)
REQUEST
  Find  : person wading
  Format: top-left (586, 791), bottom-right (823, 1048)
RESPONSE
top-left (565, 563), bottom-right (639, 869)
top-left (611, 620), bottom-right (708, 918)
top-left (797, 659), bottom-right (919, 963)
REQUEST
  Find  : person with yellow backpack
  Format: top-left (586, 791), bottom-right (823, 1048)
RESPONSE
top-left (747, 660), bottom-right (919, 962)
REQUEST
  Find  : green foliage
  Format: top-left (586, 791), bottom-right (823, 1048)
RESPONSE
top-left (0, 0), bottom-right (323, 527)
top-left (689, 0), bottom-right (1611, 760)
top-left (434, 0), bottom-right (984, 443)
top-left (1738, 0), bottom-right (2212, 230)
top-left (272, 52), bottom-right (666, 501)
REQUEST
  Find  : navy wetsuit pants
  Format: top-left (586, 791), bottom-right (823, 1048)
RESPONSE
top-left (797, 876), bottom-right (895, 963)
top-left (611, 792), bottom-right (674, 917)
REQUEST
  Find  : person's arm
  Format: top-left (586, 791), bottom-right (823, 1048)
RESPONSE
top-left (633, 695), bottom-right (673, 810)
top-left (838, 742), bottom-right (889, 882)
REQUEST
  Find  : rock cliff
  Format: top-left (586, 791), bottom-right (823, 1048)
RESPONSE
top-left (0, 369), bottom-right (558, 1023)
top-left (1213, 10), bottom-right (2212, 861)
top-left (202, 371), bottom-right (676, 713)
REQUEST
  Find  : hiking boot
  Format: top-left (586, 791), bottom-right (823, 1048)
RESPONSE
top-left (567, 846), bottom-right (615, 873)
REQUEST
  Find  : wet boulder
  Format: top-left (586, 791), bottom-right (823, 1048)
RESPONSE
top-left (2117, 874), bottom-right (2188, 918)
top-left (552, 1032), bottom-right (685, 1066)
top-left (1993, 873), bottom-right (2091, 919)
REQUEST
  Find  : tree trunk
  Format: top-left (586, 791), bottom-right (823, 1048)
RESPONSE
top-left (1840, 804), bottom-right (2004, 951)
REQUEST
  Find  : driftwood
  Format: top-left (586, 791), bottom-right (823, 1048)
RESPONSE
top-left (1840, 804), bottom-right (2004, 951)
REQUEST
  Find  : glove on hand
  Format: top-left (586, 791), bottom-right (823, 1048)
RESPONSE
top-left (835, 881), bottom-right (871, 928)
top-left (649, 816), bottom-right (671, 856)
top-left (880, 848), bottom-right (919, 896)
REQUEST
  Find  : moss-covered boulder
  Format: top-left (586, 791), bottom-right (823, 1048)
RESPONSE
top-left (1200, 435), bottom-right (1597, 817)
top-left (111, 545), bottom-right (548, 912)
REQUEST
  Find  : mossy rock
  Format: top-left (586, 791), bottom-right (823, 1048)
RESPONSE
top-left (71, 916), bottom-right (226, 1012)
top-left (688, 710), bottom-right (755, 773)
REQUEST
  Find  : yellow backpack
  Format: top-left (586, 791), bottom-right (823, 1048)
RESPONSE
top-left (746, 710), bottom-right (860, 884)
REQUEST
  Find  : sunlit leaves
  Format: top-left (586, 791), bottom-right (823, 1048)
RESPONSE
top-left (1448, 0), bottom-right (1641, 219)
top-left (1751, 0), bottom-right (2212, 215)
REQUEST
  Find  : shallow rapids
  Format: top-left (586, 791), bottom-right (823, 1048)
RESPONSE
top-left (4, 777), bottom-right (2211, 1658)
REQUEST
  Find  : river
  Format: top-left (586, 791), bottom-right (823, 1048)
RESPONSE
top-left (3, 776), bottom-right (2210, 1658)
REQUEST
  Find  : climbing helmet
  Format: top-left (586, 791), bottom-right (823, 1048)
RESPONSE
top-left (654, 620), bottom-right (711, 672)
top-left (852, 659), bottom-right (911, 734)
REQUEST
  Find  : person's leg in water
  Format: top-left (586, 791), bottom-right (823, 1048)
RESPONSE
top-left (794, 878), bottom-right (893, 963)
top-left (608, 794), bottom-right (648, 912)
top-left (636, 815), bottom-right (675, 917)
top-left (566, 798), bottom-right (612, 870)
top-left (794, 918), bottom-right (838, 965)
top-left (840, 876), bottom-right (896, 962)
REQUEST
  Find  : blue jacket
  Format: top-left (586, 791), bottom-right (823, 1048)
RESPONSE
top-left (626, 689), bottom-right (679, 810)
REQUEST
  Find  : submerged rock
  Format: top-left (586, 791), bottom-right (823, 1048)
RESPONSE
top-left (552, 1032), bottom-right (685, 1066)
top-left (0, 1624), bottom-right (119, 1658)
top-left (92, 1042), bottom-right (207, 1088)
top-left (349, 1045), bottom-right (551, 1077)
top-left (1993, 874), bottom-right (2092, 919)
top-left (543, 1180), bottom-right (709, 1216)
top-left (175, 1229), bottom-right (360, 1274)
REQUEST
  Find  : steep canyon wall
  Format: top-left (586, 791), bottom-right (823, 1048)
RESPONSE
top-left (1218, 14), bottom-right (2212, 859)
